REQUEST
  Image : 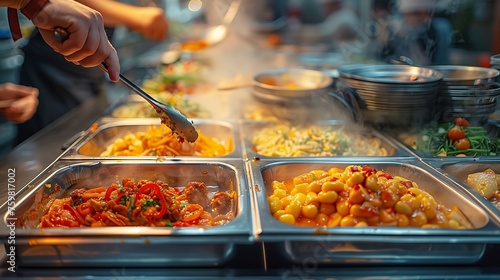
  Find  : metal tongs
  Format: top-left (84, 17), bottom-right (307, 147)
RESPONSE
top-left (53, 27), bottom-right (198, 142)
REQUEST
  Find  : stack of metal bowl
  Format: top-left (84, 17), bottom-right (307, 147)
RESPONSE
top-left (335, 64), bottom-right (443, 126)
top-left (251, 68), bottom-right (338, 121)
top-left (429, 65), bottom-right (500, 125)
top-left (492, 54), bottom-right (500, 73)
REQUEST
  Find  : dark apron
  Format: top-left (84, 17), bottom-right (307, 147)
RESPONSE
top-left (15, 29), bottom-right (111, 145)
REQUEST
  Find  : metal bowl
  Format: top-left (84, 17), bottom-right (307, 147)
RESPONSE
top-left (334, 64), bottom-right (442, 126)
top-left (429, 65), bottom-right (500, 86)
top-left (338, 64), bottom-right (443, 84)
top-left (491, 54), bottom-right (500, 65)
top-left (252, 68), bottom-right (333, 99)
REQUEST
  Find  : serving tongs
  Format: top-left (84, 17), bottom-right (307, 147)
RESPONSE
top-left (53, 27), bottom-right (198, 142)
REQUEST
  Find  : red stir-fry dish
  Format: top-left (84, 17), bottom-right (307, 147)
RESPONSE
top-left (40, 178), bottom-right (235, 228)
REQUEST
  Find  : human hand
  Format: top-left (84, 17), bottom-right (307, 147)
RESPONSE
top-left (129, 7), bottom-right (168, 41)
top-left (0, 83), bottom-right (39, 123)
top-left (31, 0), bottom-right (120, 81)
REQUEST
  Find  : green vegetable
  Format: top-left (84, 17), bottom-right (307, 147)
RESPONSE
top-left (415, 121), bottom-right (500, 156)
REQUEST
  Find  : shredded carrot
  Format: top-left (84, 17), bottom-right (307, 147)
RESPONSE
top-left (100, 125), bottom-right (230, 157)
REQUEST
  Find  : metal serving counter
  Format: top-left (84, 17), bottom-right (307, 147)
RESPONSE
top-left (1, 87), bottom-right (500, 280)
top-left (2, 16), bottom-right (500, 280)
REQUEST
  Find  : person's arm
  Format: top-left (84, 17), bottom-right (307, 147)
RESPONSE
top-left (0, 83), bottom-right (38, 123)
top-left (2, 0), bottom-right (30, 9)
top-left (77, 0), bottom-right (168, 41)
top-left (2, 0), bottom-right (120, 81)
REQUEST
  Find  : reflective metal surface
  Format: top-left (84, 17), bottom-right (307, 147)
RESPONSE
top-left (248, 159), bottom-right (500, 265)
top-left (0, 160), bottom-right (251, 267)
top-left (67, 118), bottom-right (241, 159)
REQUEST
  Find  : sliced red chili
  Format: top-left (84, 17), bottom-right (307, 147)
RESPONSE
top-left (104, 185), bottom-right (119, 201)
top-left (114, 192), bottom-right (127, 204)
top-left (135, 183), bottom-right (168, 219)
top-left (173, 187), bottom-right (181, 195)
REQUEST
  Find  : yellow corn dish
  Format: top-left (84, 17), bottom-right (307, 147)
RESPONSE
top-left (268, 165), bottom-right (472, 229)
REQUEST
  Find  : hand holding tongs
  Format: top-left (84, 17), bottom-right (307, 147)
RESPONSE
top-left (53, 27), bottom-right (198, 142)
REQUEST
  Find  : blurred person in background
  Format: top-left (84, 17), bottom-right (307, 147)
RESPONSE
top-left (288, 0), bottom-right (360, 47)
top-left (0, 83), bottom-right (38, 124)
top-left (15, 0), bottom-right (168, 145)
top-left (0, 83), bottom-right (38, 157)
top-left (378, 0), bottom-right (453, 65)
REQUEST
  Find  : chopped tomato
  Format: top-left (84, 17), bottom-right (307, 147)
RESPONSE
top-left (447, 125), bottom-right (466, 141)
top-left (453, 138), bottom-right (471, 150)
top-left (379, 173), bottom-right (393, 180)
top-left (454, 117), bottom-right (469, 128)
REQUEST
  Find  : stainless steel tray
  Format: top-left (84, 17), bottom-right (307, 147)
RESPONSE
top-left (248, 159), bottom-right (500, 265)
top-left (381, 121), bottom-right (500, 159)
top-left (0, 160), bottom-right (252, 267)
top-left (436, 159), bottom-right (500, 224)
top-left (64, 118), bottom-right (241, 159)
top-left (240, 120), bottom-right (411, 160)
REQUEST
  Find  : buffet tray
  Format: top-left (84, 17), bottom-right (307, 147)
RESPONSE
top-left (62, 118), bottom-right (242, 159)
top-left (381, 120), bottom-right (500, 159)
top-left (240, 120), bottom-right (412, 160)
top-left (0, 160), bottom-right (252, 267)
top-left (247, 158), bottom-right (500, 265)
top-left (427, 158), bottom-right (500, 224)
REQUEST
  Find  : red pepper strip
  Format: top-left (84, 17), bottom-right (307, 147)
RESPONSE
top-left (104, 185), bottom-right (119, 201)
top-left (135, 183), bottom-right (168, 219)
top-left (114, 192), bottom-right (127, 204)
top-left (76, 203), bottom-right (93, 217)
top-left (63, 203), bottom-right (85, 225)
top-left (174, 187), bottom-right (181, 196)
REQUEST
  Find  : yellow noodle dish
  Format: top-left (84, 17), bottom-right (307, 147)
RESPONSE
top-left (252, 124), bottom-right (388, 157)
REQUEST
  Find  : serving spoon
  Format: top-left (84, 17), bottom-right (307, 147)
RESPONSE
top-left (54, 27), bottom-right (198, 142)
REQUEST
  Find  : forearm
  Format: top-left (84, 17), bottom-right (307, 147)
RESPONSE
top-left (2, 0), bottom-right (31, 9)
top-left (76, 0), bottom-right (140, 28)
